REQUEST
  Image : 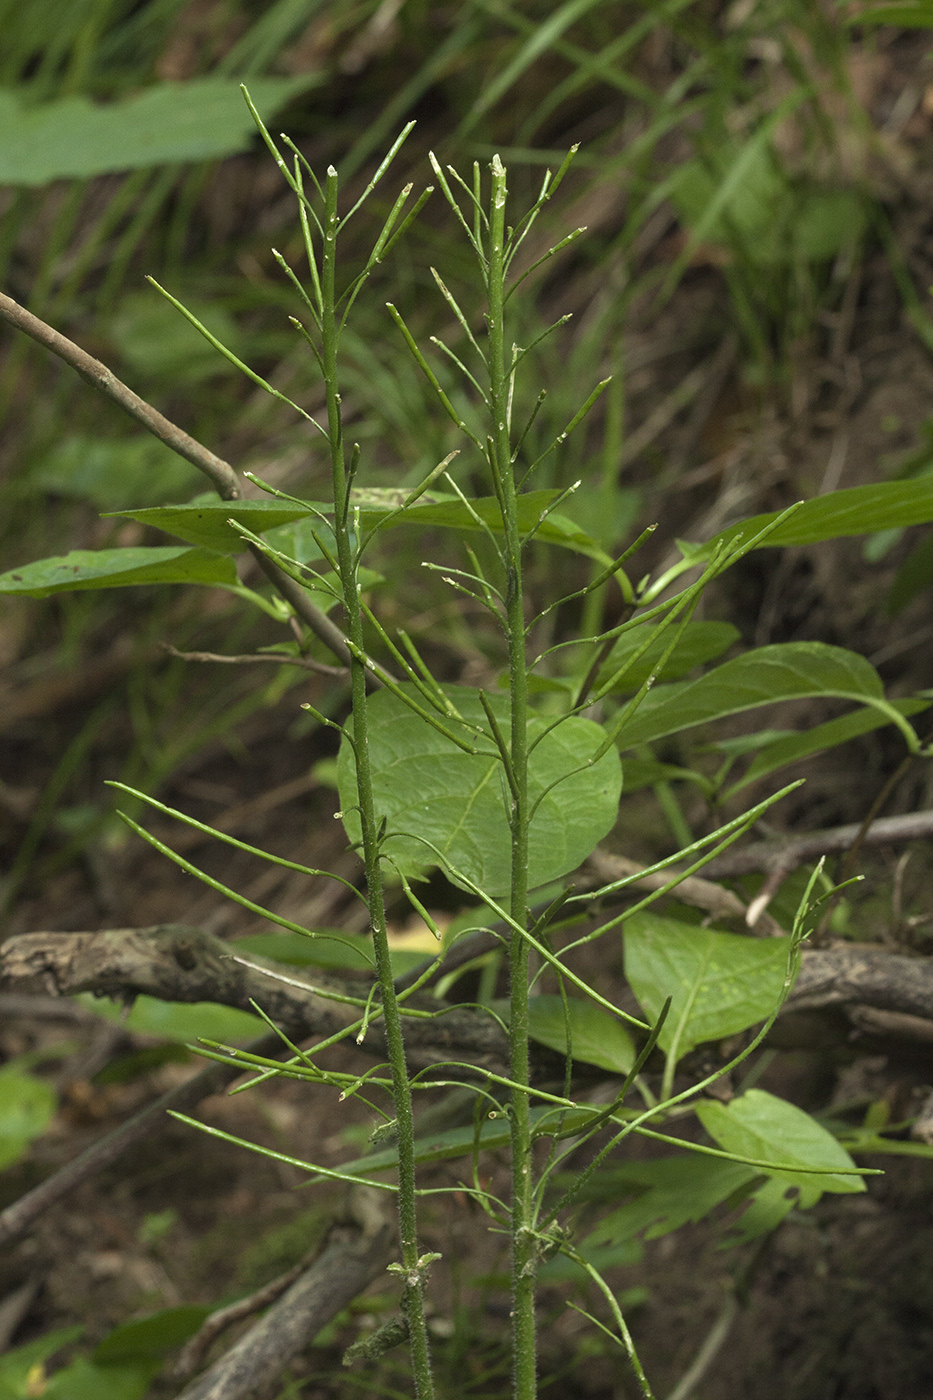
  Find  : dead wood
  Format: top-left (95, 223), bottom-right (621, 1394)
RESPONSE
top-left (700, 810), bottom-right (933, 881)
top-left (0, 923), bottom-right (512, 1074)
top-left (6, 921), bottom-right (933, 1066)
top-left (173, 1260), bottom-right (309, 1383)
top-left (583, 848), bottom-right (787, 935)
top-left (789, 944), bottom-right (933, 1021)
top-left (172, 1213), bottom-right (395, 1400)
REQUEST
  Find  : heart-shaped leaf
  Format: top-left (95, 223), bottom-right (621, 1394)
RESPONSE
top-left (697, 1089), bottom-right (865, 1195)
top-left (337, 685), bottom-right (621, 894)
top-left (623, 911), bottom-right (794, 1062)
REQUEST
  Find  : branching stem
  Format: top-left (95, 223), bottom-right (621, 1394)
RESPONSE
top-left (485, 154), bottom-right (537, 1399)
top-left (320, 167), bottom-right (434, 1399)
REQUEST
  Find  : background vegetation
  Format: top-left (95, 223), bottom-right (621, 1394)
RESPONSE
top-left (4, 2), bottom-right (933, 1397)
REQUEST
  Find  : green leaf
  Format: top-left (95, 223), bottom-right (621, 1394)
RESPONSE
top-left (539, 1248), bottom-right (646, 1282)
top-left (28, 434), bottom-right (202, 509)
top-left (620, 756), bottom-right (706, 795)
top-left (792, 188), bottom-right (868, 262)
top-left (834, 1127), bottom-right (933, 1161)
top-left (233, 932), bottom-right (426, 978)
top-left (888, 529), bottom-right (933, 615)
top-left (698, 477), bottom-right (933, 556)
top-left (0, 1063), bottom-right (57, 1171)
top-left (0, 1328), bottom-right (84, 1399)
top-left (724, 697), bottom-right (931, 798)
top-left (79, 995), bottom-right (263, 1045)
top-left (107, 501), bottom-right (325, 555)
top-left (44, 1358), bottom-right (158, 1400)
top-left (516, 996), bottom-right (635, 1073)
top-left (845, 3), bottom-right (933, 26)
top-left (580, 1155), bottom-right (757, 1248)
top-left (597, 620), bottom-right (739, 693)
top-left (264, 516), bottom-right (333, 566)
top-left (109, 291), bottom-right (247, 384)
top-left (696, 1089), bottom-right (866, 1195)
top-left (614, 642), bottom-right (890, 750)
top-left (119, 490), bottom-right (611, 561)
top-left (92, 1308), bottom-right (210, 1364)
top-left (293, 566), bottom-right (383, 614)
top-left (329, 1104), bottom-right (598, 1181)
top-left (671, 139), bottom-right (864, 266)
top-left (0, 77), bottom-right (318, 185)
top-left (357, 489), bottom-right (611, 562)
top-left (549, 482), bottom-right (642, 554)
top-left (723, 1174), bottom-right (813, 1244)
top-left (337, 685), bottom-right (622, 894)
top-left (0, 546), bottom-right (236, 597)
top-left (672, 141), bottom-right (785, 262)
top-left (623, 911), bottom-right (793, 1061)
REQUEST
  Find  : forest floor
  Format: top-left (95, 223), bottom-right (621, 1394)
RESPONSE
top-left (4, 10), bottom-right (933, 1400)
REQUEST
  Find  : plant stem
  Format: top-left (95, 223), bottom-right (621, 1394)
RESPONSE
top-left (486, 154), bottom-right (537, 1399)
top-left (320, 167), bottom-right (434, 1399)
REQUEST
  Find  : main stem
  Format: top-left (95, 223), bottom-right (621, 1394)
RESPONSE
top-left (320, 171), bottom-right (434, 1399)
top-left (487, 156), bottom-right (537, 1399)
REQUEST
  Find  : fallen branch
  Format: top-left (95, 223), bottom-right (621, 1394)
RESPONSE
top-left (790, 944), bottom-right (933, 1021)
top-left (173, 1260), bottom-right (309, 1383)
top-left (162, 644), bottom-right (346, 676)
top-left (6, 921), bottom-right (933, 1072)
top-left (0, 924), bottom-right (511, 1074)
top-left (173, 1210), bottom-right (395, 1400)
top-left (584, 848), bottom-right (786, 936)
top-left (593, 811), bottom-right (933, 927)
top-left (0, 291), bottom-right (239, 500)
top-left (702, 810), bottom-right (933, 880)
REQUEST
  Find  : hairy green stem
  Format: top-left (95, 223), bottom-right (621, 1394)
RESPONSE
top-left (320, 167), bottom-right (434, 1399)
top-left (486, 154), bottom-right (537, 1399)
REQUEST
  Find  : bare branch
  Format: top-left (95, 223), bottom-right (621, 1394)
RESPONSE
top-left (174, 1210), bottom-right (395, 1400)
top-left (588, 812), bottom-right (933, 929)
top-left (790, 944), bottom-right (933, 1021)
top-left (6, 914), bottom-right (933, 1079)
top-left (0, 924), bottom-right (511, 1074)
top-left (162, 643), bottom-right (346, 676)
top-left (173, 1260), bottom-right (308, 1383)
top-left (0, 290), bottom-right (377, 682)
top-left (702, 810), bottom-right (933, 882)
top-left (0, 290), bottom-right (241, 501)
top-left (584, 848), bottom-right (786, 937)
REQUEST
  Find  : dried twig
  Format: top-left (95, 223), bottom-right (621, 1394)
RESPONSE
top-left (702, 810), bottom-right (933, 925)
top-left (588, 813), bottom-right (933, 929)
top-left (789, 944), bottom-right (933, 1021)
top-left (6, 917), bottom-right (933, 1082)
top-left (162, 644), bottom-right (346, 676)
top-left (0, 1280), bottom-right (40, 1351)
top-left (701, 810), bottom-right (933, 882)
top-left (0, 291), bottom-right (240, 499)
